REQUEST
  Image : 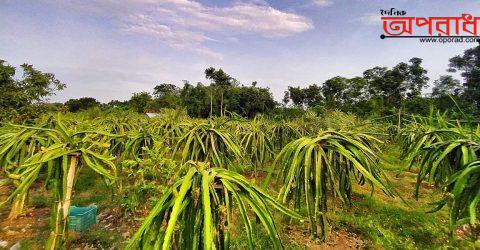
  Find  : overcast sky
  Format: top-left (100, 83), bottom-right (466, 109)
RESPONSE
top-left (1, 0), bottom-right (479, 103)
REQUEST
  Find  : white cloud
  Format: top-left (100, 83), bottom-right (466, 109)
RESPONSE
top-left (312, 0), bottom-right (334, 7)
top-left (213, 3), bottom-right (314, 37)
top-left (53, 0), bottom-right (313, 57)
top-left (121, 14), bottom-right (221, 58)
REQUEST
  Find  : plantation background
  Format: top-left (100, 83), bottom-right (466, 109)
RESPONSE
top-left (1, 45), bottom-right (480, 249)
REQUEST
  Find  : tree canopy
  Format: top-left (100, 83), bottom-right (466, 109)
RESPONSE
top-left (0, 60), bottom-right (65, 121)
top-left (65, 97), bottom-right (100, 112)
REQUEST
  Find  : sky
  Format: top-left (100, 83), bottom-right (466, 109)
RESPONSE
top-left (1, 0), bottom-right (479, 103)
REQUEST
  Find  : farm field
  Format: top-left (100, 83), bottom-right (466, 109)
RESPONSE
top-left (0, 110), bottom-right (477, 249)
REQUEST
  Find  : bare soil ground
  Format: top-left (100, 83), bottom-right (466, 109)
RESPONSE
top-left (0, 184), bottom-right (50, 249)
top-left (0, 207), bottom-right (50, 249)
top-left (284, 225), bottom-right (365, 249)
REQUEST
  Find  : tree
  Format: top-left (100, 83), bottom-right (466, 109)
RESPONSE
top-left (17, 63), bottom-right (66, 103)
top-left (205, 67), bottom-right (236, 116)
top-left (107, 100), bottom-right (130, 110)
top-left (65, 97), bottom-right (100, 112)
top-left (0, 60), bottom-right (17, 120)
top-left (342, 77), bottom-right (369, 113)
top-left (363, 66), bottom-right (389, 98)
top-left (406, 57), bottom-right (429, 99)
top-left (129, 92), bottom-right (153, 113)
top-left (279, 58), bottom-right (428, 116)
top-left (322, 76), bottom-right (348, 108)
top-left (282, 91), bottom-right (290, 106)
top-left (152, 83), bottom-right (180, 109)
top-left (0, 59), bottom-right (65, 121)
top-left (153, 83), bottom-right (179, 98)
top-left (285, 86), bottom-right (305, 108)
top-left (362, 62), bottom-right (410, 115)
top-left (431, 75), bottom-right (462, 98)
top-left (178, 80), bottom-right (276, 118)
top-left (180, 82), bottom-right (213, 118)
top-left (430, 75), bottom-right (464, 113)
top-left (229, 84), bottom-right (276, 118)
top-left (303, 84), bottom-right (323, 107)
top-left (385, 62), bottom-right (409, 108)
top-left (448, 45), bottom-right (480, 109)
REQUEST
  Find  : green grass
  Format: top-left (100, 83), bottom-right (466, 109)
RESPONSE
top-left (73, 168), bottom-right (115, 208)
top-left (68, 225), bottom-right (124, 249)
top-left (30, 192), bottom-right (52, 208)
top-left (331, 196), bottom-right (461, 249)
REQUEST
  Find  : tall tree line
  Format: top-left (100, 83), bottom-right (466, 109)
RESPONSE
top-left (2, 45), bottom-right (480, 121)
top-left (282, 50), bottom-right (478, 118)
